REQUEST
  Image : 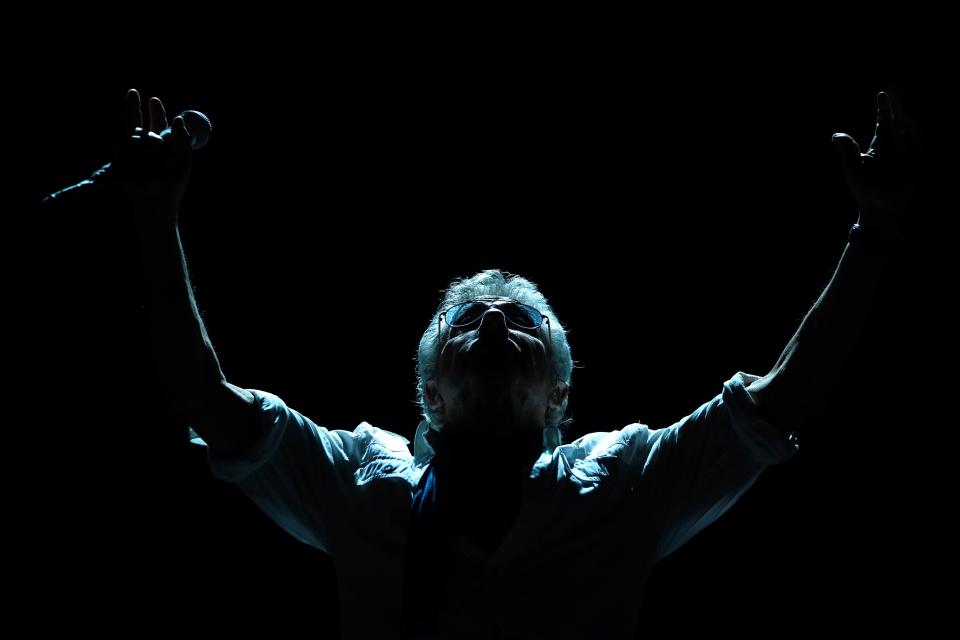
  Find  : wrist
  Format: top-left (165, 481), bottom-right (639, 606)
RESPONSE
top-left (847, 222), bottom-right (899, 261)
top-left (855, 208), bottom-right (904, 244)
top-left (134, 206), bottom-right (180, 239)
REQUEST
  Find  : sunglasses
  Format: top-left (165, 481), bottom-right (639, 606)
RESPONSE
top-left (437, 297), bottom-right (551, 349)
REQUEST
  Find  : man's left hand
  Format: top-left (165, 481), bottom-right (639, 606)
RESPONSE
top-left (832, 91), bottom-right (923, 241)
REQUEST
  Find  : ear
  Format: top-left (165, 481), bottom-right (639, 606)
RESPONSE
top-left (548, 381), bottom-right (569, 410)
top-left (424, 379), bottom-right (445, 418)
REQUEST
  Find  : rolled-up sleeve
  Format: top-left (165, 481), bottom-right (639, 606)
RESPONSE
top-left (624, 372), bottom-right (799, 560)
top-left (188, 389), bottom-right (370, 554)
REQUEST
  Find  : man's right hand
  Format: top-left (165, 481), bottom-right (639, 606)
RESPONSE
top-left (113, 88), bottom-right (193, 222)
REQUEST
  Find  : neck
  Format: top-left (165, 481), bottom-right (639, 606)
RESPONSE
top-left (428, 419), bottom-right (546, 471)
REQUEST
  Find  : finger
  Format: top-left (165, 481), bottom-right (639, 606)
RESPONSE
top-left (832, 132), bottom-right (862, 175)
top-left (170, 115), bottom-right (192, 151)
top-left (148, 96), bottom-right (168, 134)
top-left (868, 90), bottom-right (895, 154)
top-left (887, 89), bottom-right (925, 160)
top-left (125, 89), bottom-right (142, 135)
top-left (878, 90), bottom-right (895, 124)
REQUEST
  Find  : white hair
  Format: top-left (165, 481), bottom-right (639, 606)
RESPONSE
top-left (415, 269), bottom-right (574, 433)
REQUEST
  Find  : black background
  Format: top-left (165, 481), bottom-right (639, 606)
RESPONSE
top-left (24, 26), bottom-right (948, 637)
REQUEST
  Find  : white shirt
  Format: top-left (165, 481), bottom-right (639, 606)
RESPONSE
top-left (191, 371), bottom-right (797, 639)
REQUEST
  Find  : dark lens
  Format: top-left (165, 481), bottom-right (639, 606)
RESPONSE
top-left (446, 302), bottom-right (486, 327)
top-left (503, 303), bottom-right (543, 329)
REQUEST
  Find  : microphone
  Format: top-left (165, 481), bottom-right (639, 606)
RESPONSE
top-left (163, 109), bottom-right (212, 150)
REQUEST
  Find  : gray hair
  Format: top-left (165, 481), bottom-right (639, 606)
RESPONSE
top-left (415, 269), bottom-right (574, 431)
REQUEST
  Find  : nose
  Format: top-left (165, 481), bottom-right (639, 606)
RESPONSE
top-left (477, 308), bottom-right (509, 340)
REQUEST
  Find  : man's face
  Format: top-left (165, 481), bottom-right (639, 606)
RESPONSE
top-left (425, 296), bottom-right (565, 434)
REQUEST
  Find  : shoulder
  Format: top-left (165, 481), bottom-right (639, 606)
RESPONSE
top-left (246, 389), bottom-right (415, 467)
top-left (353, 422), bottom-right (413, 460)
top-left (558, 422), bottom-right (659, 465)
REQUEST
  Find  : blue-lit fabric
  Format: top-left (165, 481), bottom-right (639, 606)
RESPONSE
top-left (400, 461), bottom-right (441, 637)
top-left (188, 372), bottom-right (798, 640)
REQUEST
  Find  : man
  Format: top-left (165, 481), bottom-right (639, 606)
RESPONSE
top-left (45, 88), bottom-right (919, 639)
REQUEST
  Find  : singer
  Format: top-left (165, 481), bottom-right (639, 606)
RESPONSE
top-left (47, 88), bottom-right (921, 639)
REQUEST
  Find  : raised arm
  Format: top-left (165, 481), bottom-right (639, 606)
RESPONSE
top-left (747, 91), bottom-right (922, 432)
top-left (119, 89), bottom-right (261, 455)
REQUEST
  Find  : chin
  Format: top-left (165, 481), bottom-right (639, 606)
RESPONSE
top-left (454, 372), bottom-right (546, 426)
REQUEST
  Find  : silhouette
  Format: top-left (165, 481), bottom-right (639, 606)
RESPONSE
top-left (42, 88), bottom-right (922, 639)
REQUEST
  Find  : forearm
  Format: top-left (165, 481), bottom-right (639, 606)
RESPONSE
top-left (136, 208), bottom-right (229, 416)
top-left (748, 233), bottom-right (895, 431)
